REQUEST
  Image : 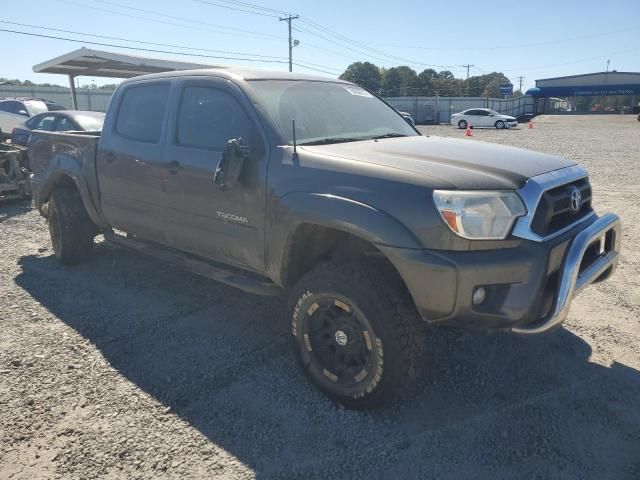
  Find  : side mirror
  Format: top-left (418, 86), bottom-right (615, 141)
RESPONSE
top-left (18, 110), bottom-right (29, 117)
top-left (214, 138), bottom-right (249, 189)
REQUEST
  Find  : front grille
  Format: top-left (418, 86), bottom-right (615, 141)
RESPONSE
top-left (530, 178), bottom-right (593, 236)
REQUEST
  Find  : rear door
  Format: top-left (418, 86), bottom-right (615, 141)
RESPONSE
top-left (96, 81), bottom-right (172, 241)
top-left (161, 78), bottom-right (269, 271)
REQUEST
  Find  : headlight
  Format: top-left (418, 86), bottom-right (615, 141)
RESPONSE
top-left (433, 190), bottom-right (526, 240)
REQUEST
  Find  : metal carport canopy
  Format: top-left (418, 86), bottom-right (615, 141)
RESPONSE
top-left (33, 47), bottom-right (220, 109)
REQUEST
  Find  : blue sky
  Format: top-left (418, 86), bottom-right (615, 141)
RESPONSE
top-left (2, 0), bottom-right (639, 91)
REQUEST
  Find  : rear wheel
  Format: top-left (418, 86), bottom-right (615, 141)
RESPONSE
top-left (495, 120), bottom-right (506, 129)
top-left (289, 259), bottom-right (424, 409)
top-left (48, 187), bottom-right (95, 265)
top-left (458, 120), bottom-right (468, 129)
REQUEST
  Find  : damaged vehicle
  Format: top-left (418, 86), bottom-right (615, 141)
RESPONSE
top-left (28, 69), bottom-right (621, 408)
top-left (0, 143), bottom-right (30, 201)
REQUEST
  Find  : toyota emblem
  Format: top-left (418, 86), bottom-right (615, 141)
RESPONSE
top-left (570, 187), bottom-right (582, 212)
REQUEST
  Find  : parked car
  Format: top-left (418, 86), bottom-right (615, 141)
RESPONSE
top-left (11, 111), bottom-right (105, 146)
top-left (451, 108), bottom-right (518, 129)
top-left (0, 97), bottom-right (66, 139)
top-left (395, 109), bottom-right (415, 126)
top-left (29, 69), bottom-right (620, 409)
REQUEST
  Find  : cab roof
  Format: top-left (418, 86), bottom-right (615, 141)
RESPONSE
top-left (121, 67), bottom-right (347, 85)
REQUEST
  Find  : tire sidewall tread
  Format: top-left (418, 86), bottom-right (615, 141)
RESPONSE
top-left (289, 259), bottom-right (425, 409)
top-left (48, 188), bottom-right (95, 265)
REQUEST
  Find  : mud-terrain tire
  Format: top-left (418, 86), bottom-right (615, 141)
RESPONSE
top-left (48, 187), bottom-right (95, 265)
top-left (289, 259), bottom-right (425, 409)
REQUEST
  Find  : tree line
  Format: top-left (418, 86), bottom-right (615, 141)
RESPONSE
top-left (339, 62), bottom-right (522, 98)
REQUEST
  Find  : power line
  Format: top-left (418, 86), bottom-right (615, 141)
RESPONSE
top-left (90, 0), bottom-right (284, 39)
top-left (193, 0), bottom-right (280, 17)
top-left (207, 0), bottom-right (290, 15)
top-left (295, 22), bottom-right (459, 70)
top-left (0, 27), bottom-right (288, 63)
top-left (0, 23), bottom-right (342, 75)
top-left (55, 0), bottom-right (284, 42)
top-left (0, 20), bottom-right (287, 60)
top-left (375, 27), bottom-right (640, 51)
top-left (293, 24), bottom-right (459, 71)
top-left (191, 0), bottom-right (457, 70)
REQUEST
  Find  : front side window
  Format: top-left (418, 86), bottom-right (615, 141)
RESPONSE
top-left (177, 86), bottom-right (256, 151)
top-left (4, 101), bottom-right (29, 116)
top-left (116, 83), bottom-right (169, 143)
top-left (31, 115), bottom-right (57, 130)
top-left (248, 80), bottom-right (417, 145)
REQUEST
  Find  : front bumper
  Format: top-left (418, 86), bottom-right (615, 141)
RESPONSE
top-left (379, 212), bottom-right (621, 333)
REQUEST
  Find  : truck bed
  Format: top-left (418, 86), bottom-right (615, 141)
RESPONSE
top-left (28, 130), bottom-right (102, 217)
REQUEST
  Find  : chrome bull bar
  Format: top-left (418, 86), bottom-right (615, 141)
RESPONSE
top-left (513, 213), bottom-right (621, 334)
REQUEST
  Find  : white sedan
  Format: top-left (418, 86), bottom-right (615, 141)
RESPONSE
top-left (451, 108), bottom-right (518, 129)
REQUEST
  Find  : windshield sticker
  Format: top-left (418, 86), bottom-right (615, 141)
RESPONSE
top-left (343, 86), bottom-right (373, 98)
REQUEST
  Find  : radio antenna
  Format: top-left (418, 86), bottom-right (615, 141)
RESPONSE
top-left (292, 119), bottom-right (297, 154)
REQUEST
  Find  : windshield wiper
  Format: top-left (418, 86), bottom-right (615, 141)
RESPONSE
top-left (299, 137), bottom-right (364, 146)
top-left (370, 133), bottom-right (408, 140)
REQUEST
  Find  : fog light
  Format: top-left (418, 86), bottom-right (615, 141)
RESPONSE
top-left (472, 287), bottom-right (486, 305)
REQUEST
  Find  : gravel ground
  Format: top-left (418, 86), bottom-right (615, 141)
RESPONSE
top-left (1, 114), bottom-right (639, 479)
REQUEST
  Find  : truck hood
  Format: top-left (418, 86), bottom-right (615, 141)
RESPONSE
top-left (300, 135), bottom-right (576, 189)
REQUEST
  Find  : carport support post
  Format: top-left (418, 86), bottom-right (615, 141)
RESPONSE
top-left (68, 75), bottom-right (78, 110)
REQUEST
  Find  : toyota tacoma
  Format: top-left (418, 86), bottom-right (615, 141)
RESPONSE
top-left (29, 69), bottom-right (621, 408)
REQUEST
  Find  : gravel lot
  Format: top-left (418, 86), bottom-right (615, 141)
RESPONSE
top-left (1, 115), bottom-right (639, 479)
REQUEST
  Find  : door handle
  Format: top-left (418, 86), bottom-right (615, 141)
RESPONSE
top-left (166, 160), bottom-right (182, 174)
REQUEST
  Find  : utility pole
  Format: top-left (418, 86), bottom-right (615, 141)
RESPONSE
top-left (461, 64), bottom-right (474, 96)
top-left (516, 76), bottom-right (525, 93)
top-left (279, 14), bottom-right (299, 72)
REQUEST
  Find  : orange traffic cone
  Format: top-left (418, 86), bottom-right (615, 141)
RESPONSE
top-left (528, 121), bottom-right (533, 129)
top-left (465, 124), bottom-right (472, 136)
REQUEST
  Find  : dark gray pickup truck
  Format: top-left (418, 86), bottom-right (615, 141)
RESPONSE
top-left (29, 68), bottom-right (621, 408)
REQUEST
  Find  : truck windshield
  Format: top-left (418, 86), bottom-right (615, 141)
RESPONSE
top-left (248, 80), bottom-right (418, 145)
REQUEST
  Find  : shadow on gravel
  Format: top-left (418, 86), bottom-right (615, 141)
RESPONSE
top-left (15, 248), bottom-right (640, 479)
top-left (0, 198), bottom-right (32, 222)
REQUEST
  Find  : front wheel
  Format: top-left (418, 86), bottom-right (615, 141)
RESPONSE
top-left (48, 187), bottom-right (95, 265)
top-left (495, 120), bottom-right (506, 129)
top-left (457, 120), bottom-right (468, 129)
top-left (289, 260), bottom-right (424, 409)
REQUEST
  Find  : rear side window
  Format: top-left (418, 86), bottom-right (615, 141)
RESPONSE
top-left (56, 117), bottom-right (79, 131)
top-left (116, 83), bottom-right (169, 143)
top-left (177, 86), bottom-right (255, 151)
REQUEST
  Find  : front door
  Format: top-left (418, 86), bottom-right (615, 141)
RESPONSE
top-left (161, 79), bottom-right (268, 272)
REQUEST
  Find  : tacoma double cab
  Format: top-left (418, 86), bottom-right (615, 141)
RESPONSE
top-left (29, 69), bottom-right (621, 408)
